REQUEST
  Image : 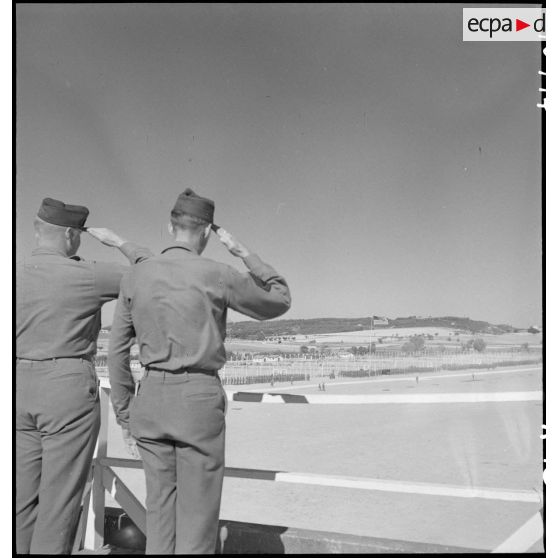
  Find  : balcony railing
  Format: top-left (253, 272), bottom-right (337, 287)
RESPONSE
top-left (72, 374), bottom-right (544, 554)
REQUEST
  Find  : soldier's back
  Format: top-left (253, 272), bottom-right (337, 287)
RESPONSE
top-left (17, 252), bottom-right (116, 359)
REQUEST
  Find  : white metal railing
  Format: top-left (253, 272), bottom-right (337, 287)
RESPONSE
top-left (73, 371), bottom-right (543, 553)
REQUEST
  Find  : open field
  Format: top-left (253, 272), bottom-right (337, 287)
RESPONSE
top-left (103, 364), bottom-right (543, 552)
top-left (298, 326), bottom-right (457, 344)
top-left (97, 329), bottom-right (543, 357)
top-left (223, 330), bottom-right (543, 354)
top-left (296, 328), bottom-right (543, 347)
top-left (234, 365), bottom-right (542, 397)
top-left (225, 339), bottom-right (300, 352)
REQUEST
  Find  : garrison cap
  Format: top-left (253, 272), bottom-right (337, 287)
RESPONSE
top-left (37, 198), bottom-right (89, 230)
top-left (172, 188), bottom-right (215, 224)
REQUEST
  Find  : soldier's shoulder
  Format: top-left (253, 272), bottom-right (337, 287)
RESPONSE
top-left (199, 256), bottom-right (232, 272)
top-left (69, 257), bottom-right (103, 270)
top-left (77, 258), bottom-right (130, 278)
top-left (77, 257), bottom-right (122, 266)
top-left (131, 253), bottom-right (162, 268)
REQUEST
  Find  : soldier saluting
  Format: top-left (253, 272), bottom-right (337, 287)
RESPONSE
top-left (109, 188), bottom-right (291, 554)
top-left (16, 198), bottom-right (151, 554)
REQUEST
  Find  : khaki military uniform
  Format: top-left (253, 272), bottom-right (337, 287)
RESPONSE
top-left (109, 242), bottom-right (291, 554)
top-left (16, 243), bottom-right (149, 554)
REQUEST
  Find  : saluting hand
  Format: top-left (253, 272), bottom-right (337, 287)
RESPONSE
top-left (215, 227), bottom-right (251, 259)
top-left (122, 427), bottom-right (141, 460)
top-left (87, 228), bottom-right (127, 248)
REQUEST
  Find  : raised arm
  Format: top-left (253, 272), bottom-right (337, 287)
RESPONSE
top-left (86, 227), bottom-right (154, 303)
top-left (216, 227), bottom-right (291, 320)
top-left (87, 227), bottom-right (153, 264)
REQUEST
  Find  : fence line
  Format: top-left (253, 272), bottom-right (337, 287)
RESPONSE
top-left (94, 349), bottom-right (541, 386)
top-left (218, 350), bottom-right (541, 385)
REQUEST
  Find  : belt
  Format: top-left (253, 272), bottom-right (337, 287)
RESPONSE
top-left (145, 366), bottom-right (217, 376)
top-left (16, 356), bottom-right (93, 363)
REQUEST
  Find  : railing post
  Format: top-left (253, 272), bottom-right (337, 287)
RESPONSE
top-left (83, 384), bottom-right (110, 550)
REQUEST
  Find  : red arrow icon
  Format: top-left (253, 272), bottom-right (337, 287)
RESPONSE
top-left (516, 19), bottom-right (530, 31)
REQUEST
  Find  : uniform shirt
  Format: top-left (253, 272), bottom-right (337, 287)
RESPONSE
top-left (16, 243), bottom-right (152, 360)
top-left (109, 241), bottom-right (291, 427)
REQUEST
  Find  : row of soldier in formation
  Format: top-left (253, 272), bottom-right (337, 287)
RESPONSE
top-left (16, 190), bottom-right (291, 554)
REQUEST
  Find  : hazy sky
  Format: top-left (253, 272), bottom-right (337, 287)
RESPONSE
top-left (16, 3), bottom-right (542, 327)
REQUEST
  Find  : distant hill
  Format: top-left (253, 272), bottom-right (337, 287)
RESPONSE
top-left (102, 316), bottom-right (519, 340)
top-left (226, 316), bottom-right (518, 339)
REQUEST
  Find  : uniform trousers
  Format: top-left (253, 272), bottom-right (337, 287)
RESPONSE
top-left (130, 369), bottom-right (226, 555)
top-left (16, 358), bottom-right (101, 554)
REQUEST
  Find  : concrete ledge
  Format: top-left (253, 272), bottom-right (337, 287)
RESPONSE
top-left (217, 520), bottom-right (482, 554)
top-left (99, 508), bottom-right (481, 554)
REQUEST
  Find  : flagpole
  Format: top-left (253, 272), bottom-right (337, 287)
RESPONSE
top-left (369, 315), bottom-right (373, 376)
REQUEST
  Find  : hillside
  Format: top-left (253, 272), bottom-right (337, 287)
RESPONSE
top-left (226, 316), bottom-right (518, 339)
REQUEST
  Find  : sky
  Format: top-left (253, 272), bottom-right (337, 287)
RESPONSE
top-left (15, 3), bottom-right (543, 328)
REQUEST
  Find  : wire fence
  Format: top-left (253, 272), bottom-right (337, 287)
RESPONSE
top-left (94, 348), bottom-right (541, 386)
top-left (218, 348), bottom-right (542, 386)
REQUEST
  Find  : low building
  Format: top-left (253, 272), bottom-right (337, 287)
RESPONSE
top-left (338, 352), bottom-right (355, 360)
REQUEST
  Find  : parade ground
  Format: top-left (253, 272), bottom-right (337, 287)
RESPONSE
top-left (105, 364), bottom-right (543, 552)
